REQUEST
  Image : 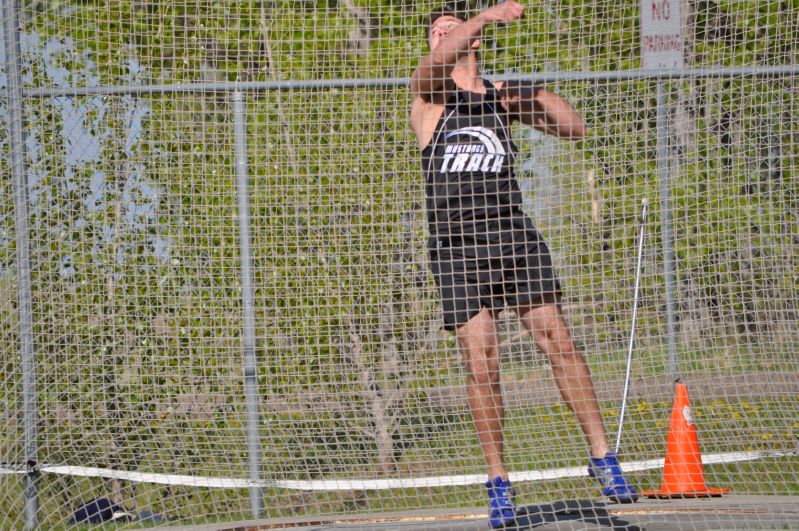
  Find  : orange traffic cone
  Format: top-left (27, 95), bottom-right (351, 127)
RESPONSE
top-left (642, 380), bottom-right (729, 498)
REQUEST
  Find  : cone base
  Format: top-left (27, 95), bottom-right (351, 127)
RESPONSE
top-left (641, 487), bottom-right (729, 499)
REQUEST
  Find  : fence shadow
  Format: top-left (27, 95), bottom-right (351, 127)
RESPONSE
top-left (507, 499), bottom-right (640, 530)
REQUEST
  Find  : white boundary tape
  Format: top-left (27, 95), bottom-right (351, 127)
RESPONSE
top-left (0, 451), bottom-right (792, 491)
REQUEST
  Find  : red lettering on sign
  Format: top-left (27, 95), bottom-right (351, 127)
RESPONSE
top-left (642, 34), bottom-right (682, 52)
top-left (651, 0), bottom-right (671, 21)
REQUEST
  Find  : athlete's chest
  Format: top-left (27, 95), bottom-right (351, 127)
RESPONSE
top-left (433, 96), bottom-right (516, 173)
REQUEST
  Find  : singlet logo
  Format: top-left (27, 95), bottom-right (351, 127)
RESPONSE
top-left (441, 126), bottom-right (506, 173)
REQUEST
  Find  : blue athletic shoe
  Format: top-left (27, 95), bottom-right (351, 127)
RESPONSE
top-left (486, 476), bottom-right (516, 528)
top-left (588, 451), bottom-right (639, 503)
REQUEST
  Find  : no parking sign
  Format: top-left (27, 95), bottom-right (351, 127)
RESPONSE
top-left (640, 0), bottom-right (684, 68)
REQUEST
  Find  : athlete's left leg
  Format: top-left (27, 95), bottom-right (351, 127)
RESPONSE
top-left (516, 300), bottom-right (637, 502)
top-left (516, 301), bottom-right (609, 456)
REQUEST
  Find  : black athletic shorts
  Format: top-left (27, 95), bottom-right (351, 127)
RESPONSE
top-left (428, 213), bottom-right (562, 331)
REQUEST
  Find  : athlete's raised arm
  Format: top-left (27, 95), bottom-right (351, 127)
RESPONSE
top-left (410, 2), bottom-right (525, 102)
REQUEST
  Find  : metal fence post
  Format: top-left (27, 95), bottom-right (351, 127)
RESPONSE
top-left (656, 79), bottom-right (679, 377)
top-left (2, 0), bottom-right (39, 528)
top-left (232, 90), bottom-right (263, 517)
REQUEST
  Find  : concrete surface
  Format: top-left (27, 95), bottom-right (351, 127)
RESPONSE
top-left (167, 495), bottom-right (799, 530)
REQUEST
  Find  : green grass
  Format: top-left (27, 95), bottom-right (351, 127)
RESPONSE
top-left (291, 396), bottom-right (799, 517)
top-left (5, 388), bottom-right (797, 528)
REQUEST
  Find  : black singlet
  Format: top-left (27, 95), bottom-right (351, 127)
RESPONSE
top-left (421, 79), bottom-right (522, 241)
top-left (419, 80), bottom-right (562, 329)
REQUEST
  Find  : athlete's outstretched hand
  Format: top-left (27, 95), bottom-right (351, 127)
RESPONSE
top-left (476, 2), bottom-right (525, 26)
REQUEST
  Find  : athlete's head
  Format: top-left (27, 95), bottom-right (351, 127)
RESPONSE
top-left (427, 10), bottom-right (463, 51)
top-left (428, 8), bottom-right (463, 28)
top-left (427, 9), bottom-right (476, 53)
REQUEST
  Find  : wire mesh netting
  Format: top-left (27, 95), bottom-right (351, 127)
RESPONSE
top-left (1, 1), bottom-right (797, 528)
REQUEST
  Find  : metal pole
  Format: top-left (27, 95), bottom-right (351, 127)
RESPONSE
top-left (656, 80), bottom-right (679, 376)
top-left (2, 0), bottom-right (39, 527)
top-left (22, 65), bottom-right (799, 98)
top-left (615, 198), bottom-right (649, 454)
top-left (232, 91), bottom-right (263, 517)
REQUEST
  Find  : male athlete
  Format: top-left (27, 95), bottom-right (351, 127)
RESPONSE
top-left (409, 2), bottom-right (637, 527)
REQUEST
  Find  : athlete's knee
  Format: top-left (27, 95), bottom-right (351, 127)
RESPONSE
top-left (534, 320), bottom-right (576, 354)
top-left (460, 342), bottom-right (500, 385)
top-left (465, 356), bottom-right (500, 386)
top-left (456, 310), bottom-right (500, 380)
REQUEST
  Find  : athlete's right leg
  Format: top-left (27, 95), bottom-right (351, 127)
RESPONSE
top-left (430, 243), bottom-right (518, 521)
top-left (457, 308), bottom-right (517, 527)
top-left (456, 308), bottom-right (506, 481)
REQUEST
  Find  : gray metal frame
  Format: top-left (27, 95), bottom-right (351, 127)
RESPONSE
top-left (16, 65), bottom-right (799, 98)
top-left (232, 91), bottom-right (264, 517)
top-left (2, 0), bottom-right (39, 528)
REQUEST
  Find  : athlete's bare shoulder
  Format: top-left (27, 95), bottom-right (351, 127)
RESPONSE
top-left (410, 96), bottom-right (446, 150)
